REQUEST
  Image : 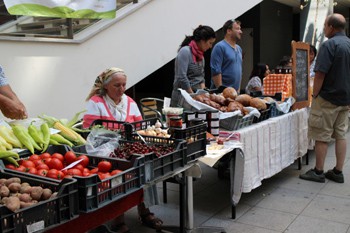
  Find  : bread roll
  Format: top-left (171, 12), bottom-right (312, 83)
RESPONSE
top-left (222, 87), bottom-right (238, 99)
top-left (249, 97), bottom-right (267, 110)
top-left (227, 101), bottom-right (244, 112)
top-left (235, 94), bottom-right (252, 106)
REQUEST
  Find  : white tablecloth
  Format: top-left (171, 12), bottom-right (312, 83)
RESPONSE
top-left (236, 108), bottom-right (309, 193)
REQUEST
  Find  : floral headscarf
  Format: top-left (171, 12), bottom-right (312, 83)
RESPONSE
top-left (86, 67), bottom-right (126, 101)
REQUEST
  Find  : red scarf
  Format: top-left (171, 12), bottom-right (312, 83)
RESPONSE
top-left (189, 40), bottom-right (204, 63)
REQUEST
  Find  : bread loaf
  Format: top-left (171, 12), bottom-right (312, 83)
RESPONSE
top-left (235, 94), bottom-right (252, 106)
top-left (249, 97), bottom-right (267, 110)
top-left (222, 87), bottom-right (238, 99)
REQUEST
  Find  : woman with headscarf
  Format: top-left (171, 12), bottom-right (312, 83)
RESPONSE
top-left (83, 68), bottom-right (163, 232)
top-left (83, 67), bottom-right (142, 128)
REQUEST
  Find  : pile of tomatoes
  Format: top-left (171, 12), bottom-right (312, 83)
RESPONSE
top-left (5, 151), bottom-right (121, 181)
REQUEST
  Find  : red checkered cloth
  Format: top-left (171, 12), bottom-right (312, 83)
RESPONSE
top-left (263, 74), bottom-right (292, 101)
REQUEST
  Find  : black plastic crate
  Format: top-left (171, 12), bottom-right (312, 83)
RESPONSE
top-left (253, 107), bottom-right (271, 123)
top-left (270, 102), bottom-right (287, 118)
top-left (13, 145), bottom-right (144, 213)
top-left (219, 114), bottom-right (254, 131)
top-left (124, 136), bottom-right (186, 182)
top-left (89, 119), bottom-right (127, 132)
top-left (0, 170), bottom-right (78, 233)
top-left (73, 154), bottom-right (144, 213)
top-left (171, 122), bottom-right (207, 163)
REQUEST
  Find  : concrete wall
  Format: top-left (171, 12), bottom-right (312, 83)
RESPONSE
top-left (0, 0), bottom-right (262, 120)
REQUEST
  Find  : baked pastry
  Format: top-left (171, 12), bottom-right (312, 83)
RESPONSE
top-left (235, 94), bottom-right (252, 106)
top-left (222, 87), bottom-right (238, 99)
top-left (249, 97), bottom-right (267, 110)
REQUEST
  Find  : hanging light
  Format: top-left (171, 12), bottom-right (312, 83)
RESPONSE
top-left (300, 0), bottom-right (309, 10)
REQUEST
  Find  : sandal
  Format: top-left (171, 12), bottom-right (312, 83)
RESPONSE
top-left (139, 212), bottom-right (163, 230)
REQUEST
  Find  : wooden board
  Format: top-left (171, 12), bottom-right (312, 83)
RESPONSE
top-left (291, 41), bottom-right (310, 110)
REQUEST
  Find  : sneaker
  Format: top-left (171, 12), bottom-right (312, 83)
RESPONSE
top-left (299, 169), bottom-right (325, 183)
top-left (325, 169), bottom-right (344, 183)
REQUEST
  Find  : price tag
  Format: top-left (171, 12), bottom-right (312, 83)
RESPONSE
top-left (26, 220), bottom-right (45, 233)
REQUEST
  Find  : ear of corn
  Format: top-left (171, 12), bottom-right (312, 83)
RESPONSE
top-left (54, 121), bottom-right (79, 142)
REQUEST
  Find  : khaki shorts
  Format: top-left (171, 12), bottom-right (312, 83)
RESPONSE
top-left (308, 96), bottom-right (349, 142)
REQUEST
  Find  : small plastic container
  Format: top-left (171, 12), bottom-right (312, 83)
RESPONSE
top-left (196, 111), bottom-right (207, 121)
top-left (209, 118), bottom-right (220, 127)
top-left (210, 127), bottom-right (219, 137)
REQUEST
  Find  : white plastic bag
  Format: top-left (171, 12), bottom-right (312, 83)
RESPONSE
top-left (85, 127), bottom-right (121, 157)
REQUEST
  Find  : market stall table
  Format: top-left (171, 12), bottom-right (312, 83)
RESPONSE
top-left (201, 108), bottom-right (309, 219)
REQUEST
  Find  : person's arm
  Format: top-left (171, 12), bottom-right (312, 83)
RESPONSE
top-left (312, 71), bottom-right (325, 97)
top-left (175, 48), bottom-right (193, 94)
top-left (0, 85), bottom-right (27, 119)
top-left (210, 44), bottom-right (224, 88)
top-left (212, 74), bottom-right (223, 88)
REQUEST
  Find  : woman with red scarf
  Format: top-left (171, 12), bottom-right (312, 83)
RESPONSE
top-left (170, 25), bottom-right (216, 107)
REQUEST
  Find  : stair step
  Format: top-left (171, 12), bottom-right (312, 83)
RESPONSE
top-left (13, 23), bottom-right (91, 35)
top-left (17, 18), bottom-right (94, 30)
top-left (0, 32), bottom-right (66, 39)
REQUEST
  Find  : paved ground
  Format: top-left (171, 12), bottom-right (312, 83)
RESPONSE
top-left (114, 130), bottom-right (350, 233)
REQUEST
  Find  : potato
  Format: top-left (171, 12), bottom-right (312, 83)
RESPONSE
top-left (19, 193), bottom-right (32, 203)
top-left (30, 186), bottom-right (43, 201)
top-left (41, 188), bottom-right (53, 200)
top-left (20, 201), bottom-right (36, 209)
top-left (21, 182), bottom-right (31, 187)
top-left (50, 192), bottom-right (58, 199)
top-left (0, 179), bottom-right (7, 186)
top-left (3, 196), bottom-right (20, 212)
top-left (8, 183), bottom-right (21, 193)
top-left (20, 185), bottom-right (32, 194)
top-left (5, 178), bottom-right (21, 187)
top-left (0, 186), bottom-right (10, 197)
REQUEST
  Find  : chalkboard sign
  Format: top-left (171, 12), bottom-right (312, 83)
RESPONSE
top-left (291, 41), bottom-right (310, 110)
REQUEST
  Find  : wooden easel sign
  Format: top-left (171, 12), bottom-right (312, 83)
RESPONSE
top-left (291, 41), bottom-right (310, 110)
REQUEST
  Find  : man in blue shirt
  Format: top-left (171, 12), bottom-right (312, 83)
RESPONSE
top-left (210, 19), bottom-right (243, 91)
top-left (0, 65), bottom-right (27, 119)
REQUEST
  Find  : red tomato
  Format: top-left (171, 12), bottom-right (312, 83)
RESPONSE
top-left (64, 151), bottom-right (77, 165)
top-left (46, 169), bottom-right (59, 179)
top-left (51, 153), bottom-right (64, 162)
top-left (77, 155), bottom-right (89, 168)
top-left (57, 171), bottom-right (65, 180)
top-left (5, 164), bottom-right (16, 170)
top-left (37, 169), bottom-right (48, 176)
top-left (90, 168), bottom-right (99, 174)
top-left (98, 172), bottom-right (111, 180)
top-left (44, 157), bottom-right (52, 164)
top-left (66, 168), bottom-right (83, 176)
top-left (73, 164), bottom-right (84, 172)
top-left (47, 158), bottom-right (64, 170)
top-left (36, 163), bottom-right (50, 170)
top-left (27, 167), bottom-right (38, 175)
top-left (82, 169), bottom-right (91, 177)
top-left (21, 160), bottom-right (36, 168)
top-left (15, 165), bottom-right (26, 172)
top-left (110, 169), bottom-right (123, 176)
top-left (29, 154), bottom-right (40, 161)
top-left (64, 174), bottom-right (73, 179)
top-left (40, 153), bottom-right (51, 159)
top-left (33, 159), bottom-right (44, 167)
top-left (98, 161), bottom-right (112, 173)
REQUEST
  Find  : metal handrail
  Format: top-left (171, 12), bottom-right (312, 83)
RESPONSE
top-left (0, 0), bottom-right (138, 39)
